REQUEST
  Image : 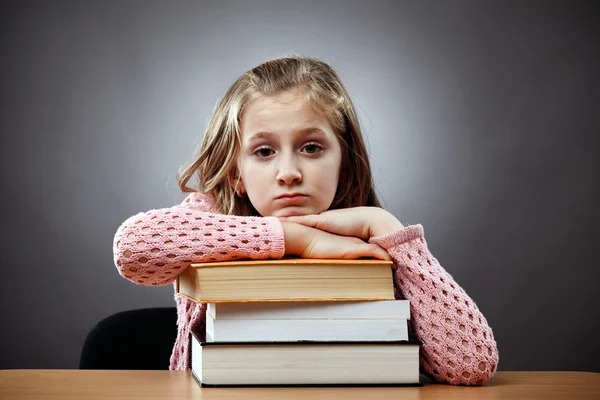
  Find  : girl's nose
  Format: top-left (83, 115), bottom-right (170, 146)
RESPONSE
top-left (276, 158), bottom-right (302, 185)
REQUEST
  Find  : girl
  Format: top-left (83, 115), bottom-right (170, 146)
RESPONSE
top-left (113, 55), bottom-right (499, 385)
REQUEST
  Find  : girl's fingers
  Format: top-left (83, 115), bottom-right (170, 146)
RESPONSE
top-left (351, 243), bottom-right (391, 261)
top-left (369, 244), bottom-right (392, 261)
top-left (282, 214), bottom-right (350, 236)
top-left (279, 215), bottom-right (319, 227)
top-left (282, 215), bottom-right (341, 236)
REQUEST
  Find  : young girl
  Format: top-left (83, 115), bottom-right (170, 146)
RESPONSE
top-left (113, 55), bottom-right (499, 385)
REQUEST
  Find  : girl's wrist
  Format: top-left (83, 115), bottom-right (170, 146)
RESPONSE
top-left (281, 221), bottom-right (307, 256)
top-left (371, 209), bottom-right (404, 238)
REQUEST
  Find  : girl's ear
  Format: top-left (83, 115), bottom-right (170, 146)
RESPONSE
top-left (229, 171), bottom-right (246, 196)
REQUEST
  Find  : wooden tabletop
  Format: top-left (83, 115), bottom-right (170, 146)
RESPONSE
top-left (0, 370), bottom-right (598, 399)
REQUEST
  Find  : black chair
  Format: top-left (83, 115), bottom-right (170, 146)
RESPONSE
top-left (79, 307), bottom-right (178, 370)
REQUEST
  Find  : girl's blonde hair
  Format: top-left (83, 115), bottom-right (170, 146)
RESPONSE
top-left (177, 55), bottom-right (381, 216)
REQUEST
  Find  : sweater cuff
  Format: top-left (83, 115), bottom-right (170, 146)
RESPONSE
top-left (368, 224), bottom-right (425, 250)
top-left (263, 216), bottom-right (286, 258)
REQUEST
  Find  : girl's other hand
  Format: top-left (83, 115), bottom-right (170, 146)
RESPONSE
top-left (281, 221), bottom-right (391, 261)
top-left (280, 207), bottom-right (404, 240)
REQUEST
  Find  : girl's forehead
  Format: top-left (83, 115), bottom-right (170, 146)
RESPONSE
top-left (241, 92), bottom-right (331, 137)
top-left (245, 90), bottom-right (308, 115)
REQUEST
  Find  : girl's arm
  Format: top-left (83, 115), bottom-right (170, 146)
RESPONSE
top-left (369, 225), bottom-right (499, 386)
top-left (113, 193), bottom-right (285, 286)
top-left (113, 193), bottom-right (388, 286)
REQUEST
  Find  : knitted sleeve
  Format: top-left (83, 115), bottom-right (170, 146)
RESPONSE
top-left (113, 193), bottom-right (285, 286)
top-left (369, 225), bottom-right (499, 386)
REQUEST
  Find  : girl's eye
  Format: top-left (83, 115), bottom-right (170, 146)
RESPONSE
top-left (302, 143), bottom-right (323, 154)
top-left (254, 147), bottom-right (275, 158)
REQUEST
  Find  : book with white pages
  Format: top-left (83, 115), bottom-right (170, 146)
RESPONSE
top-left (207, 300), bottom-right (410, 320)
top-left (191, 332), bottom-right (422, 386)
top-left (206, 316), bottom-right (409, 342)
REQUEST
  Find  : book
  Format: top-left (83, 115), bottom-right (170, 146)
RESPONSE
top-left (176, 258), bottom-right (394, 303)
top-left (206, 300), bottom-right (410, 342)
top-left (206, 316), bottom-right (409, 342)
top-left (207, 300), bottom-right (410, 320)
top-left (191, 332), bottom-right (421, 386)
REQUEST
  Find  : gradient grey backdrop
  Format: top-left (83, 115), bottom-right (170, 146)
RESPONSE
top-left (1, 0), bottom-right (598, 371)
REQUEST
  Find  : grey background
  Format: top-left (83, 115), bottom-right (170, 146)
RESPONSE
top-left (1, 0), bottom-right (598, 371)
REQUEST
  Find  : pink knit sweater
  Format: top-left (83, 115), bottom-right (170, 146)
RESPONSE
top-left (113, 192), bottom-right (499, 385)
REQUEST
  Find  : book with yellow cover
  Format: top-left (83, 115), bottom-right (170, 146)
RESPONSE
top-left (176, 258), bottom-right (394, 303)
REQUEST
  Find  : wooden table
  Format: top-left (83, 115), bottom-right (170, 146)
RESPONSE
top-left (0, 370), bottom-right (598, 399)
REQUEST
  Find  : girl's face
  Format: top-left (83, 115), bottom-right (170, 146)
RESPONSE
top-left (236, 89), bottom-right (343, 217)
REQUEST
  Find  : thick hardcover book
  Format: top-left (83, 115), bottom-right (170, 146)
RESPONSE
top-left (190, 332), bottom-right (421, 386)
top-left (177, 258), bottom-right (394, 303)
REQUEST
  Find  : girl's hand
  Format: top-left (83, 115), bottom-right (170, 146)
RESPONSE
top-left (280, 207), bottom-right (404, 240)
top-left (281, 221), bottom-right (391, 261)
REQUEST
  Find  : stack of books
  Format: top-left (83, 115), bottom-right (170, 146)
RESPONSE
top-left (176, 258), bottom-right (420, 386)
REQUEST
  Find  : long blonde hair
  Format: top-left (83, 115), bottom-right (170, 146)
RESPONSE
top-left (177, 55), bottom-right (381, 216)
